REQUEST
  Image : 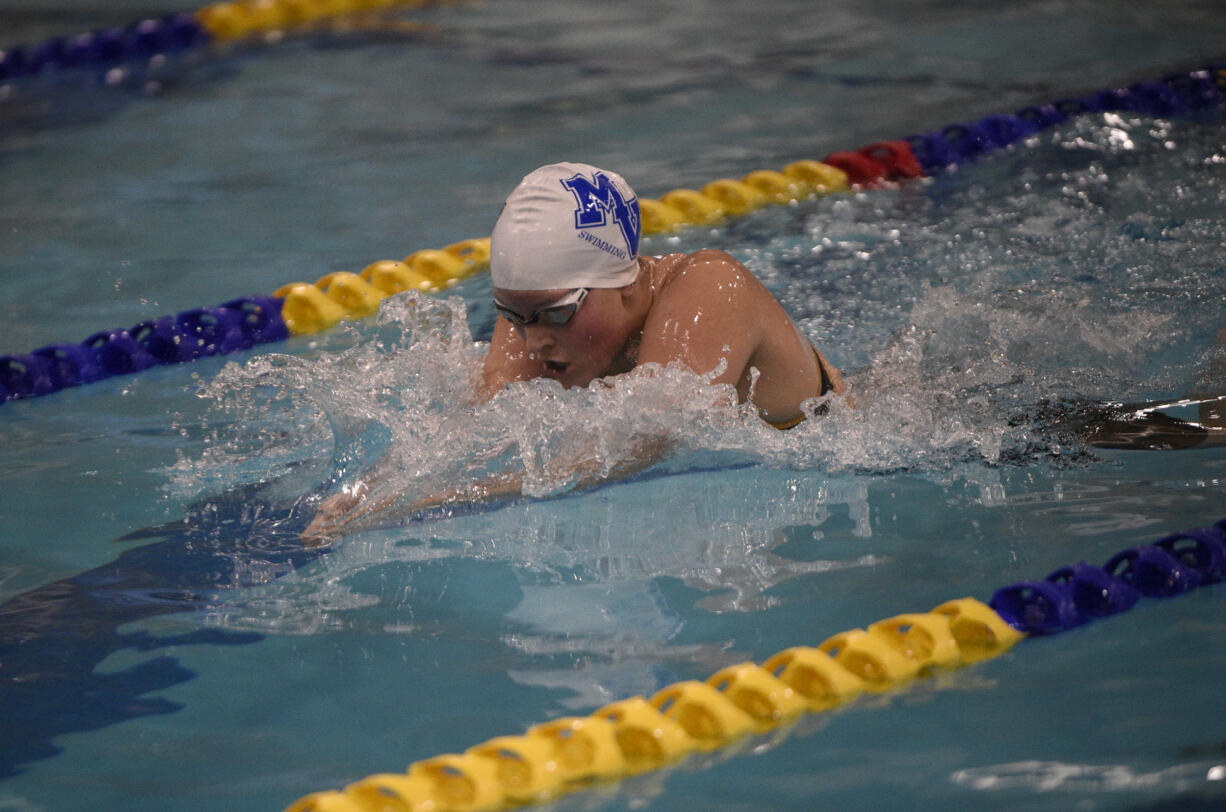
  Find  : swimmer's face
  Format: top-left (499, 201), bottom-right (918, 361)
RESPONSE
top-left (493, 286), bottom-right (636, 387)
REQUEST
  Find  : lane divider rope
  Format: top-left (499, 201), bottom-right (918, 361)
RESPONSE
top-left (1, 15), bottom-right (1222, 403)
top-left (0, 0), bottom-right (441, 83)
top-left (281, 517), bottom-right (1226, 811)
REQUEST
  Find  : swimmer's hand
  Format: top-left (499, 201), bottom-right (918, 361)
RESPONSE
top-left (299, 477), bottom-right (484, 545)
top-left (300, 482), bottom-right (389, 546)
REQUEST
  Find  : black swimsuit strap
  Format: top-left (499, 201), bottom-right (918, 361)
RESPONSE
top-left (816, 350), bottom-right (833, 397)
top-left (767, 343), bottom-right (835, 429)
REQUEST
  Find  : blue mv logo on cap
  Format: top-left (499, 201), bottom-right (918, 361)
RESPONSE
top-left (561, 171), bottom-right (641, 260)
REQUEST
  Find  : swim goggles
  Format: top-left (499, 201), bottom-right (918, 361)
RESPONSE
top-left (493, 288), bottom-right (589, 326)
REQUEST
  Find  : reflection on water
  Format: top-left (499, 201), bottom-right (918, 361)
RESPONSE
top-left (951, 759), bottom-right (1226, 795)
top-left (0, 476), bottom-right (318, 777)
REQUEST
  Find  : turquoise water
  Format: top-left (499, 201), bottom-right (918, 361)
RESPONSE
top-left (2, 2), bottom-right (1226, 810)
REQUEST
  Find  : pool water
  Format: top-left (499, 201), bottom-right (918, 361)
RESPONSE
top-left (2, 1), bottom-right (1226, 810)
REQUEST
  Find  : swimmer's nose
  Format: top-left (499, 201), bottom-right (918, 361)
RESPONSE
top-left (521, 324), bottom-right (556, 355)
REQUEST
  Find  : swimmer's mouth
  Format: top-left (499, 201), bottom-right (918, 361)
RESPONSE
top-left (542, 360), bottom-right (569, 377)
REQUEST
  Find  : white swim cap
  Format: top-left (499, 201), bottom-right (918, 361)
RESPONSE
top-left (490, 162), bottom-right (642, 290)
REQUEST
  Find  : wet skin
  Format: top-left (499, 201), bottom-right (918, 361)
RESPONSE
top-left (483, 249), bottom-right (844, 424)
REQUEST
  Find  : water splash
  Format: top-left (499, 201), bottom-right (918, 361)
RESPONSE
top-left (167, 277), bottom-right (1167, 536)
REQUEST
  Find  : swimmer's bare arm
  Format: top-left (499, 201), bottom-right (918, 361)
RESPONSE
top-left (304, 324), bottom-right (662, 543)
top-left (304, 323), bottom-right (549, 542)
top-left (480, 317), bottom-right (540, 398)
top-left (636, 250), bottom-right (840, 419)
top-left (300, 471), bottom-right (519, 545)
top-left (300, 434), bottom-right (663, 544)
top-left (304, 331), bottom-right (587, 542)
top-left (635, 251), bottom-right (764, 390)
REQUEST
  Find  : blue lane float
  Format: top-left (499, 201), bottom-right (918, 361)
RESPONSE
top-left (989, 518), bottom-right (1226, 634)
top-left (0, 1), bottom-right (440, 83)
top-left (905, 68), bottom-right (1224, 173)
top-left (0, 297), bottom-right (287, 402)
top-left (0, 13), bottom-right (210, 81)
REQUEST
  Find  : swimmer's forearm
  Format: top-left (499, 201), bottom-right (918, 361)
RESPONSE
top-left (300, 482), bottom-right (393, 544)
top-left (415, 471), bottom-right (525, 508)
top-left (301, 433), bottom-right (668, 544)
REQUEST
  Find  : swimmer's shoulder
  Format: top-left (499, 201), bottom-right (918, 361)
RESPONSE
top-left (642, 249), bottom-right (774, 352)
top-left (650, 249), bottom-right (756, 298)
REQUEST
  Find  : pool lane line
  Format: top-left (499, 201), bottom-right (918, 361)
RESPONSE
top-left (0, 1), bottom-right (442, 82)
top-left (280, 517), bottom-right (1226, 812)
top-left (2, 64), bottom-right (1224, 403)
top-left (283, 598), bottom-right (1025, 812)
top-left (196, 0), bottom-right (441, 43)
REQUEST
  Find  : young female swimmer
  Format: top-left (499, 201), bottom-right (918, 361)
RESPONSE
top-left (301, 162), bottom-right (846, 542)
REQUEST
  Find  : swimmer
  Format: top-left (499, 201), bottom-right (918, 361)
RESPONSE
top-left (480, 162), bottom-right (845, 424)
top-left (301, 162), bottom-right (845, 541)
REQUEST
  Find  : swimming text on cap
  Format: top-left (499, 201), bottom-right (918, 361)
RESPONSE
top-left (561, 171), bottom-right (641, 259)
